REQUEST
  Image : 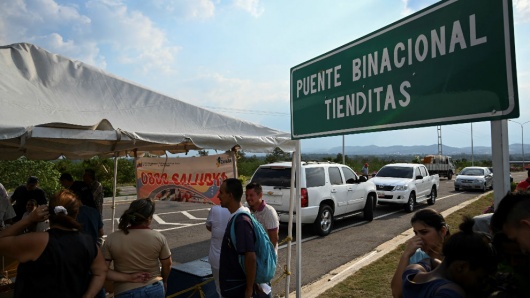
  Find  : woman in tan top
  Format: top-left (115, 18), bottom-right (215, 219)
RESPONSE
top-left (102, 198), bottom-right (172, 297)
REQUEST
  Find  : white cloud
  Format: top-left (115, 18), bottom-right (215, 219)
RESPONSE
top-left (184, 72), bottom-right (288, 114)
top-left (515, 0), bottom-right (530, 23)
top-left (147, 0), bottom-right (215, 20)
top-left (233, 0), bottom-right (264, 17)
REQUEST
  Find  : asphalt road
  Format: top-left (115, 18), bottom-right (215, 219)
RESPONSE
top-left (102, 172), bottom-right (527, 297)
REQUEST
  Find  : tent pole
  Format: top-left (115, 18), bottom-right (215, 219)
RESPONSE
top-left (285, 147), bottom-right (297, 296)
top-left (295, 141), bottom-right (302, 298)
top-left (111, 152), bottom-right (118, 232)
top-left (231, 151), bottom-right (238, 178)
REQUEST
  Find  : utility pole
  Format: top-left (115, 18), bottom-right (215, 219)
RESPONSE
top-left (437, 126), bottom-right (442, 155)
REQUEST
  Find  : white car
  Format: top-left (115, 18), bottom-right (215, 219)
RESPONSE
top-left (249, 161), bottom-right (377, 236)
top-left (454, 167), bottom-right (493, 192)
top-left (371, 163), bottom-right (439, 213)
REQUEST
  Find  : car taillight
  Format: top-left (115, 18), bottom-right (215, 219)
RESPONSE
top-left (301, 188), bottom-right (308, 207)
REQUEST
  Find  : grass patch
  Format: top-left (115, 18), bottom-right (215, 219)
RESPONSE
top-left (319, 193), bottom-right (494, 297)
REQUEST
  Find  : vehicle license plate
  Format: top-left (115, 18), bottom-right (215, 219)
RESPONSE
top-left (377, 192), bottom-right (385, 198)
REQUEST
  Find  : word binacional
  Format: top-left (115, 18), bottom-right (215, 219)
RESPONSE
top-left (294, 14), bottom-right (488, 120)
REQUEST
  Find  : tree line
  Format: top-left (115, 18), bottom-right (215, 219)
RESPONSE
top-left (0, 149), bottom-right (498, 199)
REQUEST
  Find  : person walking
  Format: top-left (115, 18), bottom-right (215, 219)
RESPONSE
top-left (206, 204), bottom-right (231, 297)
top-left (102, 198), bottom-right (172, 297)
top-left (245, 182), bottom-right (279, 297)
top-left (362, 163), bottom-right (369, 178)
top-left (219, 178), bottom-right (257, 298)
top-left (245, 182), bottom-right (279, 253)
top-left (10, 176), bottom-right (47, 222)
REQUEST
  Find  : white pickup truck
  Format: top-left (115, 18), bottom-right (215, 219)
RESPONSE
top-left (371, 163), bottom-right (439, 212)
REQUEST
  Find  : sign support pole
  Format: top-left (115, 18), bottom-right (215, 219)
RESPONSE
top-left (491, 120), bottom-right (511, 209)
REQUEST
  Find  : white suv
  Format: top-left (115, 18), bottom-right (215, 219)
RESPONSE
top-left (249, 161), bottom-right (377, 236)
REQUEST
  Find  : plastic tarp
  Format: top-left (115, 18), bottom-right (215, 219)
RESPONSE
top-left (0, 43), bottom-right (295, 160)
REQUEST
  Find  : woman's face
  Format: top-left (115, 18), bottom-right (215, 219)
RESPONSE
top-left (412, 220), bottom-right (446, 255)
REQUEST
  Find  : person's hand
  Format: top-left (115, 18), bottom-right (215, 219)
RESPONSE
top-left (29, 205), bottom-right (49, 223)
top-left (403, 235), bottom-right (423, 257)
top-left (128, 272), bottom-right (151, 283)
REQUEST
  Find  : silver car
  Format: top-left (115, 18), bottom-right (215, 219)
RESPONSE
top-left (454, 167), bottom-right (493, 192)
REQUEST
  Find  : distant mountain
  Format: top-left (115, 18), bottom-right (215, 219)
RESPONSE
top-left (304, 144), bottom-right (530, 156)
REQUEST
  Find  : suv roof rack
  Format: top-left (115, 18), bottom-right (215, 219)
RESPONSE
top-left (301, 160), bottom-right (338, 165)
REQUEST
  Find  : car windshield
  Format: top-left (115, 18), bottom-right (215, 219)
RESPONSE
top-left (460, 168), bottom-right (484, 176)
top-left (376, 166), bottom-right (413, 179)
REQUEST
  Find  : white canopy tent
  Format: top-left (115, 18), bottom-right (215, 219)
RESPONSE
top-left (0, 43), bottom-right (296, 159)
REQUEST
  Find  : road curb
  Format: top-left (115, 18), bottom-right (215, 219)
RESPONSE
top-left (292, 192), bottom-right (489, 298)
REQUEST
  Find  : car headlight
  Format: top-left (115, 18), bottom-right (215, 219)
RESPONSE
top-left (455, 179), bottom-right (461, 183)
top-left (476, 178), bottom-right (485, 183)
top-left (394, 185), bottom-right (408, 191)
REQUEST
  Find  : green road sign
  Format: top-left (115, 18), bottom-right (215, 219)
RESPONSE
top-left (290, 0), bottom-right (518, 140)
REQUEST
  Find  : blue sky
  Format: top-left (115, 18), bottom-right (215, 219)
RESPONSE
top-left (1, 0), bottom-right (529, 153)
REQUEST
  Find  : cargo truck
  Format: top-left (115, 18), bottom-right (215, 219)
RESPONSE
top-left (422, 155), bottom-right (456, 180)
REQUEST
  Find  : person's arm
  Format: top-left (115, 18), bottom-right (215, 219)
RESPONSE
top-left (82, 248), bottom-right (107, 298)
top-left (267, 229), bottom-right (278, 248)
top-left (160, 257), bottom-right (172, 292)
top-left (244, 251), bottom-right (257, 298)
top-left (104, 260), bottom-right (150, 282)
top-left (390, 236), bottom-right (423, 298)
top-left (0, 205), bottom-right (49, 262)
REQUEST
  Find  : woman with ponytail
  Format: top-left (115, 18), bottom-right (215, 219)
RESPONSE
top-left (402, 216), bottom-right (497, 297)
top-left (0, 189), bottom-right (107, 297)
top-left (102, 198), bottom-right (172, 297)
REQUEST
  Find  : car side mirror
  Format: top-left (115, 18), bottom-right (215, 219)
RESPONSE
top-left (415, 175), bottom-right (423, 180)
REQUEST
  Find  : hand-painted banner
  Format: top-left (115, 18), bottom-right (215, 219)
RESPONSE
top-left (135, 154), bottom-right (234, 205)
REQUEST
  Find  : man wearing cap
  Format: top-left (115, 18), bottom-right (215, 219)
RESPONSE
top-left (361, 163), bottom-right (369, 178)
top-left (515, 169), bottom-right (530, 192)
top-left (10, 176), bottom-right (47, 222)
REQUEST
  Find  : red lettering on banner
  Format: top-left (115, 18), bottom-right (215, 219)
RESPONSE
top-left (171, 173), bottom-right (180, 185)
top-left (204, 173), bottom-right (213, 186)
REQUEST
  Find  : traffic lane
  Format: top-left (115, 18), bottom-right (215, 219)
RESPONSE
top-left (272, 187), bottom-right (488, 296)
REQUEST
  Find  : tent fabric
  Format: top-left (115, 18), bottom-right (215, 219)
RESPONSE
top-left (0, 43), bottom-right (296, 160)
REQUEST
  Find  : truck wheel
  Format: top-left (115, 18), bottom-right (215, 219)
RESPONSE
top-left (427, 186), bottom-right (437, 205)
top-left (363, 195), bottom-right (374, 222)
top-left (404, 193), bottom-right (415, 213)
top-left (313, 204), bottom-right (333, 236)
top-left (447, 172), bottom-right (453, 180)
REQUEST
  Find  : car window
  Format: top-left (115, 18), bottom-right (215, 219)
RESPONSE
top-left (328, 167), bottom-right (343, 185)
top-left (250, 167), bottom-right (291, 188)
top-left (306, 167), bottom-right (325, 187)
top-left (376, 166), bottom-right (413, 178)
top-left (342, 166), bottom-right (357, 183)
top-left (419, 166), bottom-right (427, 177)
top-left (461, 168), bottom-right (484, 176)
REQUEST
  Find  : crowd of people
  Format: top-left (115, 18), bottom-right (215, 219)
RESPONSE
top-left (391, 169), bottom-right (530, 298)
top-left (1, 168), bottom-right (529, 297)
top-left (0, 171), bottom-right (170, 297)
